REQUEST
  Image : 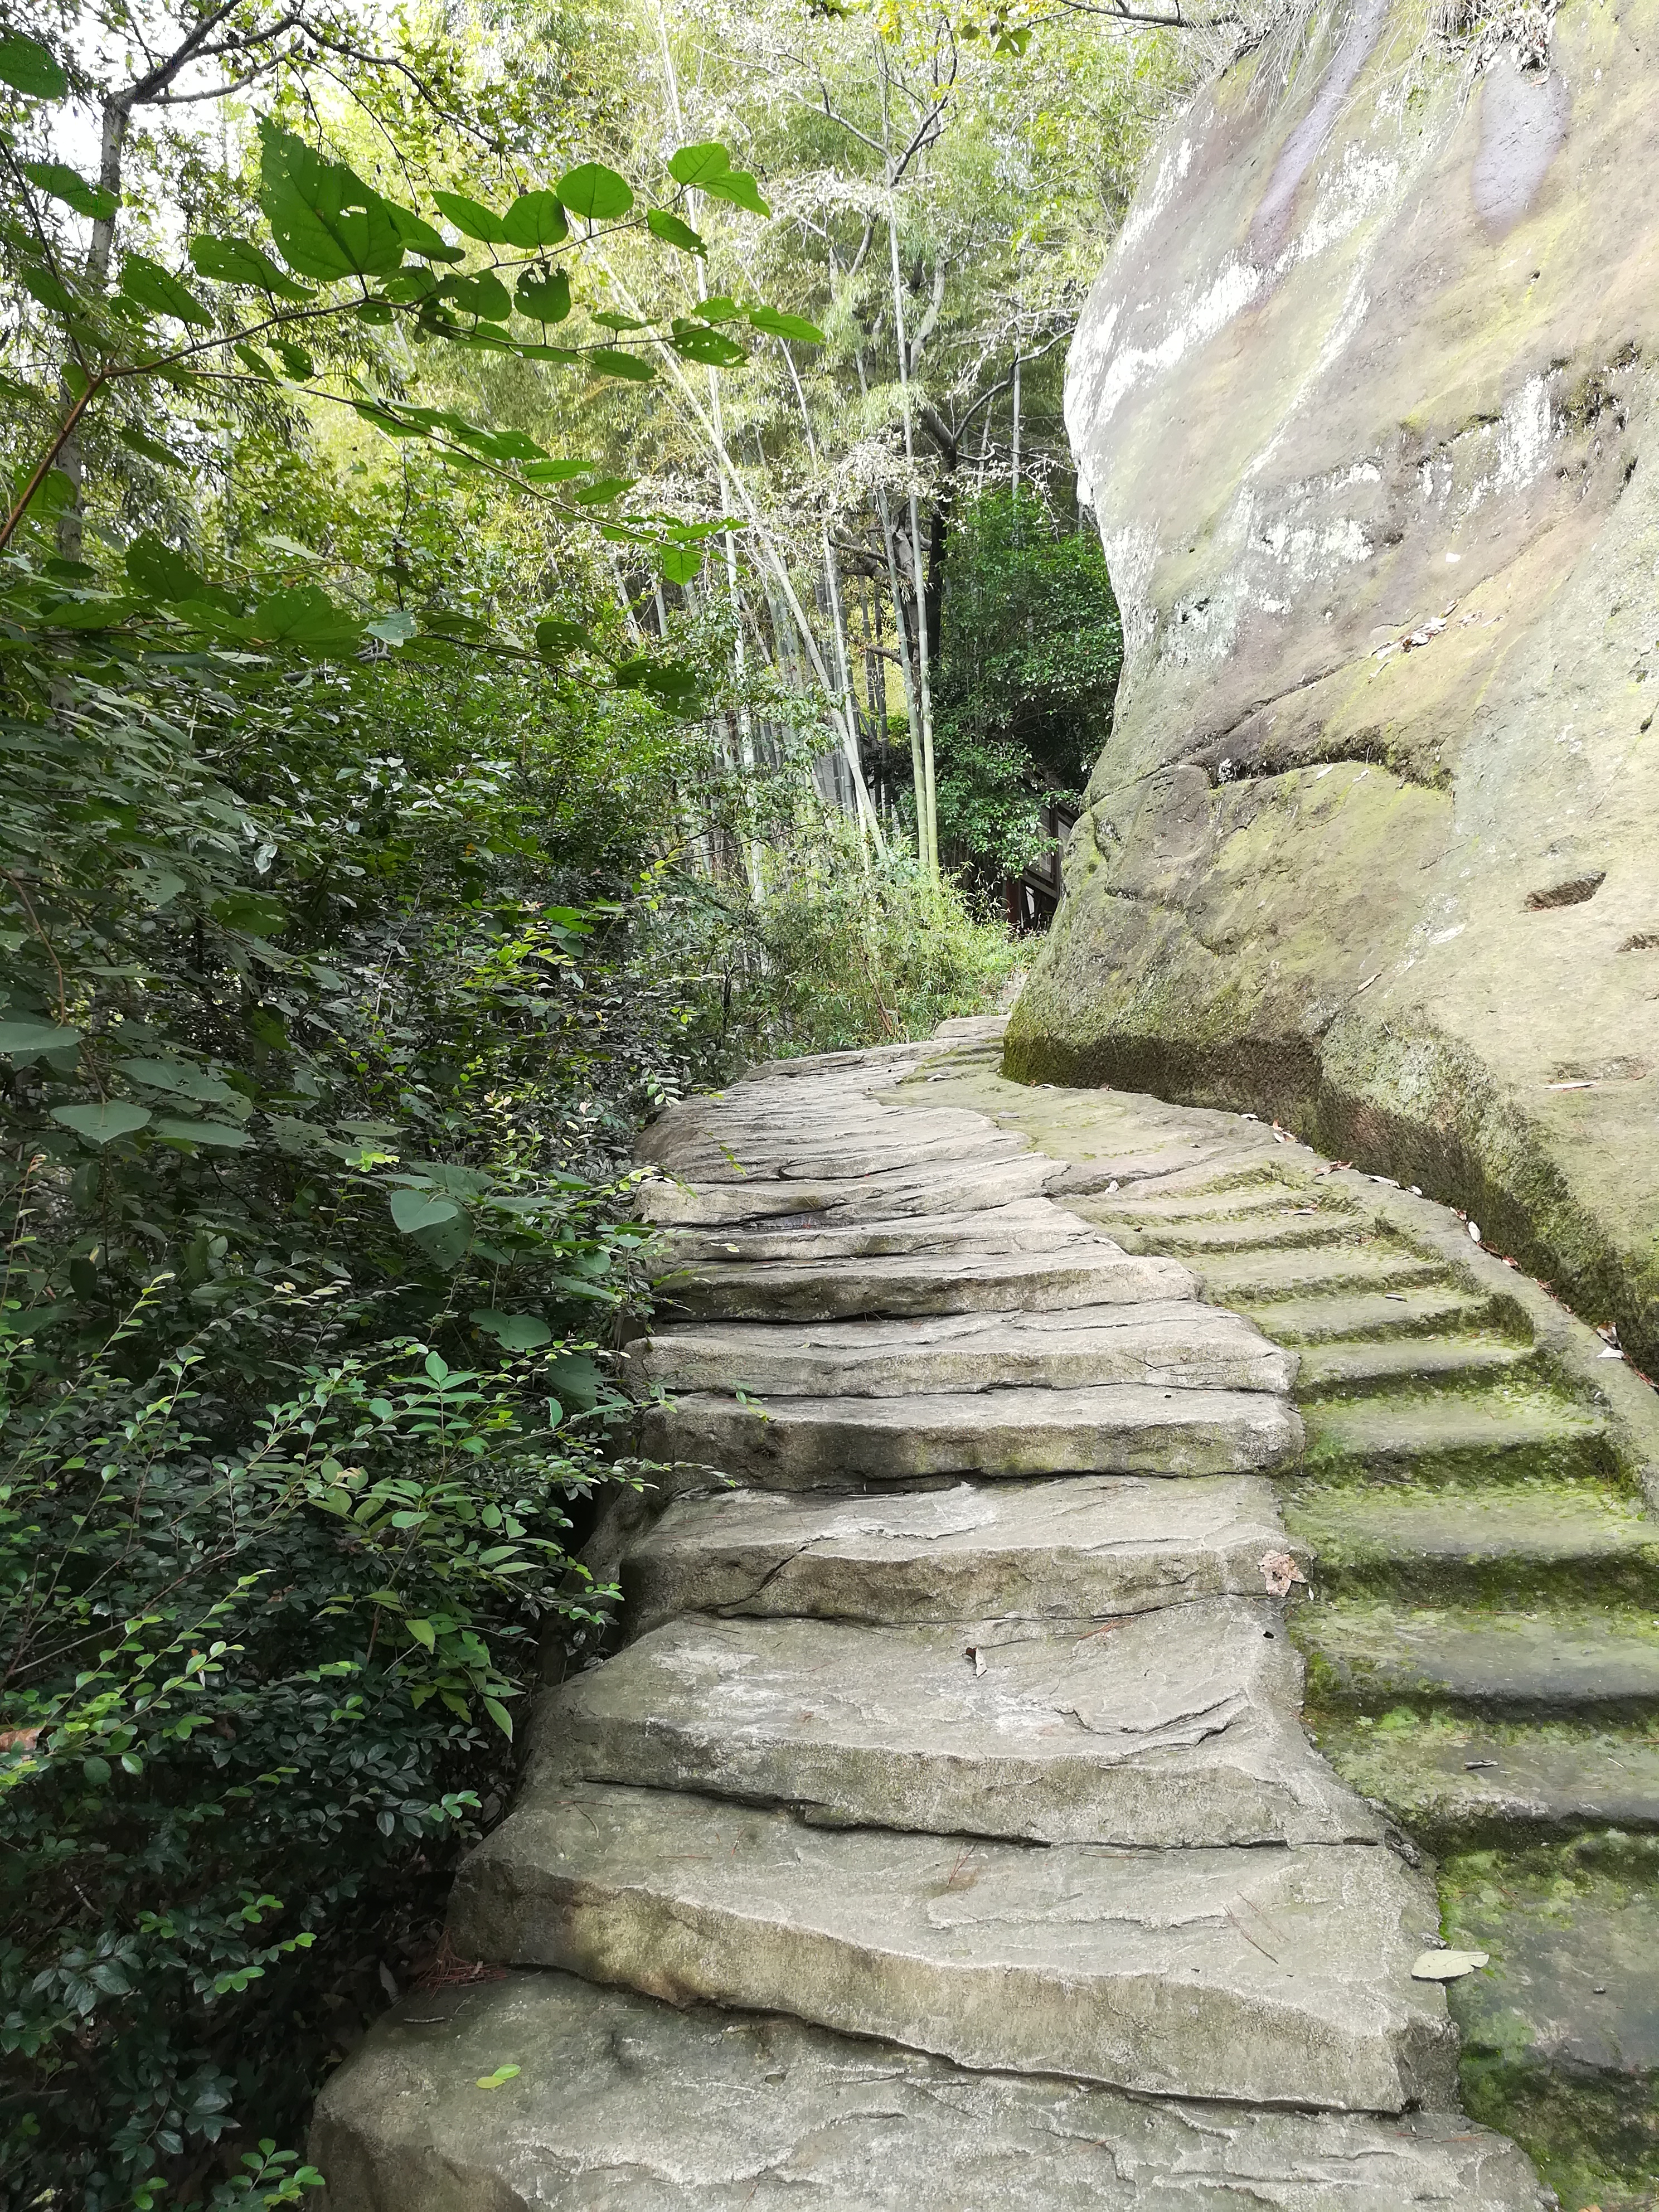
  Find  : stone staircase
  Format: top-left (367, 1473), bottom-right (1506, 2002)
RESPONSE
top-left (312, 1017), bottom-right (1658, 2209)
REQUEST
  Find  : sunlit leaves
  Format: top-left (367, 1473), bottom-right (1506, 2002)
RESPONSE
top-left (119, 255), bottom-right (214, 327)
top-left (747, 304), bottom-right (826, 344)
top-left (667, 142), bottom-right (733, 187)
top-left (21, 161), bottom-right (117, 221)
top-left (502, 190), bottom-right (569, 248)
top-left (671, 321), bottom-right (745, 367)
top-left (259, 122), bottom-right (405, 283)
top-left (554, 162), bottom-right (633, 221)
top-left (515, 266), bottom-right (570, 323)
top-left (646, 208), bottom-right (705, 254)
top-left (661, 542), bottom-right (705, 587)
top-left (437, 269), bottom-right (513, 321)
top-left (188, 235), bottom-right (315, 300)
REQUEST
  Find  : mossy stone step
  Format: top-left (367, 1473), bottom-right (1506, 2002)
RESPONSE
top-left (1303, 1386), bottom-right (1614, 1485)
top-left (1073, 1179), bottom-right (1323, 1223)
top-left (1298, 1600), bottom-right (1659, 1718)
top-left (1282, 1482), bottom-right (1659, 1603)
top-left (658, 1245), bottom-right (1196, 1322)
top-left (1083, 1211), bottom-right (1359, 1257)
top-left (449, 1782), bottom-right (1459, 2112)
top-left (311, 1971), bottom-right (1552, 2212)
top-left (621, 1474), bottom-right (1301, 1633)
top-left (533, 1602), bottom-right (1375, 1849)
top-left (1443, 1857), bottom-right (1659, 2211)
top-left (1196, 1245), bottom-right (1448, 1303)
top-left (1297, 1334), bottom-right (1541, 1398)
top-left (638, 1151), bottom-right (1064, 1227)
top-left (1242, 1284), bottom-right (1505, 1345)
top-left (642, 1381), bottom-right (1302, 1487)
top-left (1307, 1715), bottom-right (1659, 1849)
top-left (659, 1197), bottom-right (1096, 1264)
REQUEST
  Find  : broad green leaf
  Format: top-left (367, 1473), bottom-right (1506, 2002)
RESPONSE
top-left (667, 142), bottom-right (732, 187)
top-left (430, 189), bottom-right (509, 245)
top-left (51, 1102), bottom-right (151, 1145)
top-left (695, 295), bottom-right (745, 321)
top-left (154, 1117), bottom-right (252, 1148)
top-left (661, 542), bottom-right (704, 587)
top-left (513, 342), bottom-right (580, 365)
top-left (119, 254), bottom-right (214, 327)
top-left (366, 610), bottom-right (418, 644)
top-left (125, 531), bottom-right (203, 603)
top-left (210, 891), bottom-right (287, 937)
top-left (244, 587), bottom-right (364, 656)
top-left (614, 655), bottom-right (702, 709)
top-left (437, 269), bottom-right (512, 321)
top-left (385, 201), bottom-right (463, 263)
top-left (118, 425), bottom-right (187, 469)
top-left (390, 1189), bottom-right (460, 1236)
top-left (42, 594), bottom-right (140, 629)
top-left (572, 477), bottom-right (635, 506)
top-left (470, 1309), bottom-right (552, 1350)
top-left (647, 208), bottom-right (705, 255)
top-left (747, 304), bottom-right (826, 344)
top-left (259, 122), bottom-right (405, 283)
top-left (271, 338), bottom-right (315, 380)
top-left (115, 1059), bottom-right (239, 1104)
top-left (353, 297), bottom-right (395, 324)
top-left (547, 1351), bottom-right (604, 1411)
top-left (535, 615), bottom-right (593, 654)
top-left (700, 171), bottom-right (770, 219)
top-left (593, 311), bottom-right (648, 332)
top-left (522, 457), bottom-right (595, 483)
top-left (590, 349), bottom-right (654, 382)
top-left (501, 190), bottom-right (569, 249)
top-left (0, 1020), bottom-right (80, 1059)
top-left (19, 263), bottom-right (78, 316)
top-left (555, 163), bottom-right (633, 222)
top-left (515, 266), bottom-right (570, 323)
top-left (21, 161), bottom-right (116, 221)
top-left (0, 31), bottom-right (66, 97)
top-left (234, 342), bottom-right (275, 379)
top-left (188, 235), bottom-right (315, 300)
top-left (671, 324), bottom-right (745, 367)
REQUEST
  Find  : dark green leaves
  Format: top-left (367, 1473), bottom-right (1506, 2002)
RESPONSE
top-left (259, 122), bottom-right (405, 283)
top-left (0, 1018), bottom-right (80, 1061)
top-left (534, 615), bottom-right (593, 653)
top-left (118, 255), bottom-right (214, 327)
top-left (188, 235), bottom-right (315, 300)
top-left (647, 208), bottom-right (705, 255)
top-left (661, 543), bottom-right (705, 587)
top-left (125, 532), bottom-right (205, 603)
top-left (18, 262), bottom-right (77, 315)
top-left (515, 266), bottom-right (570, 323)
top-left (614, 655), bottom-right (702, 710)
top-left (210, 891), bottom-right (287, 937)
top-left (21, 161), bottom-right (117, 221)
top-left (51, 1102), bottom-right (151, 1146)
top-left (470, 1309), bottom-right (551, 1350)
top-left (590, 350), bottom-right (655, 382)
top-left (0, 30), bottom-right (66, 96)
top-left (747, 304), bottom-right (826, 344)
top-left (554, 163), bottom-right (633, 222)
top-left (502, 190), bottom-right (569, 248)
top-left (431, 189), bottom-right (509, 244)
top-left (671, 321), bottom-right (746, 367)
top-left (437, 270), bottom-right (513, 321)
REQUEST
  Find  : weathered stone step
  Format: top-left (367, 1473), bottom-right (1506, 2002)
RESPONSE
top-left (639, 1100), bottom-right (997, 1168)
top-left (639, 1151), bottom-right (1064, 1226)
top-left (649, 1129), bottom-right (1034, 1185)
top-left (449, 1782), bottom-right (1458, 2113)
top-left (1077, 1178), bottom-right (1317, 1223)
top-left (1311, 1715), bottom-right (1659, 1848)
top-left (622, 1474), bottom-right (1302, 1632)
top-left (643, 1381), bottom-right (1302, 1487)
top-left (534, 1603), bottom-right (1375, 1849)
top-left (1283, 1482), bottom-right (1659, 1602)
top-left (1197, 1244), bottom-right (1448, 1303)
top-left (1299, 1600), bottom-right (1659, 1718)
top-left (1246, 1284), bottom-right (1504, 1345)
top-left (629, 1301), bottom-right (1295, 1399)
top-left (1095, 1211), bottom-right (1358, 1257)
top-left (658, 1245), bottom-right (1195, 1322)
top-left (311, 1970), bottom-right (1553, 2212)
top-left (1297, 1333), bottom-right (1540, 1397)
top-left (659, 1195), bottom-right (1099, 1264)
top-left (1303, 1388), bottom-right (1614, 1483)
top-left (1444, 1859), bottom-right (1659, 2206)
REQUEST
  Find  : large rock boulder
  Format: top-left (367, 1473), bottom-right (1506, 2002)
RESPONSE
top-left (1008, 0), bottom-right (1659, 1365)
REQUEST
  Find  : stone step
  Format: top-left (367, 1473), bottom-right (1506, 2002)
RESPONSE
top-left (659, 1196), bottom-right (1100, 1264)
top-left (638, 1151), bottom-right (1064, 1226)
top-left (1197, 1244), bottom-right (1449, 1303)
top-left (1283, 1481), bottom-right (1659, 1602)
top-left (629, 1301), bottom-right (1296, 1399)
top-left (649, 1130), bottom-right (1035, 1185)
top-left (1303, 1388), bottom-right (1614, 1484)
top-left (1076, 1179), bottom-right (1320, 1223)
top-left (657, 1245), bottom-right (1196, 1322)
top-left (639, 1102), bottom-right (998, 1167)
top-left (449, 1782), bottom-right (1458, 2113)
top-left (1309, 1715), bottom-right (1659, 1848)
top-left (642, 1382), bottom-right (1303, 1488)
top-left (1298, 1600), bottom-right (1659, 1718)
top-left (1296, 1333), bottom-right (1540, 1397)
top-left (1244, 1284), bottom-right (1504, 1345)
top-left (1055, 1149), bottom-right (1267, 1195)
top-left (311, 1970), bottom-right (1552, 2212)
top-left (1093, 1211), bottom-right (1358, 1257)
top-left (535, 1603), bottom-right (1375, 1849)
top-left (1444, 1861), bottom-right (1659, 2207)
top-left (621, 1474), bottom-right (1302, 1632)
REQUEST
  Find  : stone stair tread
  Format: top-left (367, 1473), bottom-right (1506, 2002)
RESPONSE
top-left (535, 1603), bottom-right (1375, 1849)
top-left (639, 1099), bottom-right (1000, 1165)
top-left (643, 1381), bottom-right (1303, 1486)
top-left (1198, 1246), bottom-right (1449, 1301)
top-left (1297, 1334), bottom-right (1539, 1393)
top-left (1299, 1601), bottom-right (1659, 1713)
top-left (1099, 1213), bottom-right (1359, 1255)
top-left (1306, 1390), bottom-right (1608, 1467)
top-left (1311, 1717), bottom-right (1659, 1842)
top-left (622, 1474), bottom-right (1301, 1631)
top-left (638, 1151), bottom-right (1065, 1226)
top-left (1286, 1483), bottom-right (1658, 1570)
top-left (651, 1131), bottom-right (1035, 1185)
top-left (630, 1300), bottom-right (1295, 1399)
top-left (311, 1970), bottom-right (1552, 2212)
top-left (658, 1196), bottom-right (1100, 1263)
top-left (449, 1781), bottom-right (1457, 2112)
top-left (1245, 1286), bottom-right (1498, 1345)
top-left (1080, 1180), bottom-right (1324, 1223)
top-left (659, 1245), bottom-right (1197, 1321)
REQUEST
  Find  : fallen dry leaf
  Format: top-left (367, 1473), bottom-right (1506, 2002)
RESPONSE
top-left (1259, 1551), bottom-right (1308, 1598)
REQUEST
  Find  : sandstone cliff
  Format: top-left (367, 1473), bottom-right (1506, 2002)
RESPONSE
top-left (1009, 0), bottom-right (1659, 1364)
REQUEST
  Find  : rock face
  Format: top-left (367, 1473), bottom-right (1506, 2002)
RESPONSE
top-left (1008, 0), bottom-right (1659, 1368)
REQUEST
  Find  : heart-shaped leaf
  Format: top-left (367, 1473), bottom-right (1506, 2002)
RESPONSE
top-left (0, 31), bottom-right (67, 98)
top-left (0, 1020), bottom-right (80, 1060)
top-left (555, 163), bottom-right (633, 222)
top-left (390, 1189), bottom-right (461, 1236)
top-left (119, 255), bottom-right (214, 327)
top-left (125, 531), bottom-right (205, 604)
top-left (260, 122), bottom-right (405, 282)
top-left (470, 1309), bottom-right (553, 1350)
top-left (438, 269), bottom-right (513, 321)
top-left (647, 208), bottom-right (705, 255)
top-left (502, 190), bottom-right (569, 248)
top-left (187, 235), bottom-right (315, 300)
top-left (51, 1102), bottom-right (151, 1145)
top-left (430, 189), bottom-right (509, 244)
top-left (667, 142), bottom-right (731, 187)
top-left (661, 542), bottom-right (704, 587)
top-left (515, 266), bottom-right (570, 324)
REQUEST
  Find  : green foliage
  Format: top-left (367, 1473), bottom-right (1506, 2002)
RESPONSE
top-left (933, 488), bottom-right (1123, 880)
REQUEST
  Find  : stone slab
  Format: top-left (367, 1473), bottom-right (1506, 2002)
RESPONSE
top-left (651, 1130), bottom-right (1034, 1185)
top-left (658, 1245), bottom-right (1196, 1322)
top-left (657, 1195), bottom-right (1101, 1263)
top-left (643, 1381), bottom-right (1303, 1486)
top-left (448, 1782), bottom-right (1458, 2112)
top-left (628, 1300), bottom-right (1296, 1399)
top-left (1300, 1602), bottom-right (1659, 1716)
top-left (636, 1151), bottom-right (1065, 1226)
top-left (622, 1474), bottom-right (1305, 1631)
top-left (310, 1970), bottom-right (1551, 2212)
top-left (533, 1602), bottom-right (1376, 1847)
